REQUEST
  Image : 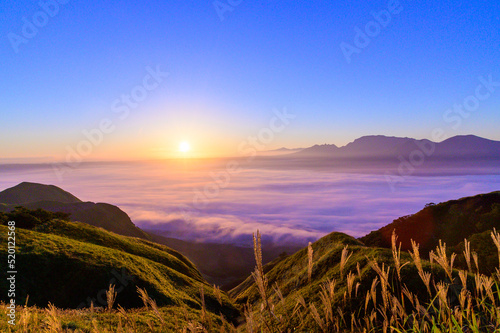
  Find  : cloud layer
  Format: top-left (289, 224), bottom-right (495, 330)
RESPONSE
top-left (1, 160), bottom-right (499, 246)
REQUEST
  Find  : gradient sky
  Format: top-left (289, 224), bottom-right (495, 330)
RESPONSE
top-left (1, 0), bottom-right (499, 160)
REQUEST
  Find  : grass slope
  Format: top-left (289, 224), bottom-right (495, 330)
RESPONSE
top-left (231, 230), bottom-right (492, 331)
top-left (0, 210), bottom-right (240, 326)
top-left (34, 219), bottom-right (201, 282)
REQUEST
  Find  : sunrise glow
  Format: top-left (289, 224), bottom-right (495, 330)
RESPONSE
top-left (178, 141), bottom-right (191, 154)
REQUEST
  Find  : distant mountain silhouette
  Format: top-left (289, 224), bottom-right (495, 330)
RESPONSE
top-left (0, 182), bottom-right (148, 239)
top-left (270, 147), bottom-right (302, 152)
top-left (293, 144), bottom-right (339, 156)
top-left (293, 135), bottom-right (500, 159)
top-left (434, 135), bottom-right (500, 157)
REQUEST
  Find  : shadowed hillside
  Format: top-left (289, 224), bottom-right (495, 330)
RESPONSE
top-left (0, 182), bottom-right (149, 239)
top-left (148, 232), bottom-right (301, 290)
top-left (360, 191), bottom-right (500, 253)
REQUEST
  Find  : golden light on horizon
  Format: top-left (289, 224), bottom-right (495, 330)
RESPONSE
top-left (178, 141), bottom-right (191, 154)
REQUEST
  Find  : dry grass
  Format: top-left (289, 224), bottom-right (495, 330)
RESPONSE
top-left (242, 230), bottom-right (500, 332)
top-left (1, 287), bottom-right (237, 332)
top-left (4, 230), bottom-right (500, 332)
top-left (307, 242), bottom-right (314, 285)
top-left (340, 245), bottom-right (352, 279)
top-left (106, 284), bottom-right (116, 313)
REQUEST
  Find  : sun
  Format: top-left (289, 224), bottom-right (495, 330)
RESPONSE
top-left (178, 141), bottom-right (191, 153)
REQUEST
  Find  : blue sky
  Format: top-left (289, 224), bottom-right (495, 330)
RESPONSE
top-left (1, 0), bottom-right (499, 159)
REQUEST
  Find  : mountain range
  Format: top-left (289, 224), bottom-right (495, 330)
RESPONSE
top-left (291, 134), bottom-right (500, 159)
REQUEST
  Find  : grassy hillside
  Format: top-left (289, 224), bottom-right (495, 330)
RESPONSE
top-left (230, 229), bottom-right (500, 332)
top-left (0, 209), bottom-right (240, 328)
top-left (34, 219), bottom-right (201, 281)
top-left (230, 232), bottom-right (432, 322)
top-left (230, 232), bottom-right (364, 300)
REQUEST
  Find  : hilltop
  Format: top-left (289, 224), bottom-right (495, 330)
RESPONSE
top-left (0, 182), bottom-right (149, 239)
top-left (0, 182), bottom-right (81, 204)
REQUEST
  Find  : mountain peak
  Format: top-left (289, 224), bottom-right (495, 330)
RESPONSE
top-left (294, 143), bottom-right (339, 156)
top-left (347, 135), bottom-right (413, 145)
top-left (436, 135), bottom-right (500, 156)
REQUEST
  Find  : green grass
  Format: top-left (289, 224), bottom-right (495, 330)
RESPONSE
top-left (0, 213), bottom-right (240, 329)
top-left (232, 230), bottom-right (500, 332)
top-left (34, 219), bottom-right (202, 281)
top-left (0, 302), bottom-right (236, 332)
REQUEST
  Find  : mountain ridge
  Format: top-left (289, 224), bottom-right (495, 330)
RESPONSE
top-left (0, 183), bottom-right (149, 239)
top-left (292, 134), bottom-right (500, 158)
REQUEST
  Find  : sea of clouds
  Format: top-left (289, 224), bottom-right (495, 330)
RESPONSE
top-left (1, 160), bottom-right (499, 246)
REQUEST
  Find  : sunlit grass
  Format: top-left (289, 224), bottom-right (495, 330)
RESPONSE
top-left (2, 228), bottom-right (500, 332)
top-left (238, 230), bottom-right (500, 332)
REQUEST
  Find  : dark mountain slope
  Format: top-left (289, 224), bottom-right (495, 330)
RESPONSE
top-left (0, 183), bottom-right (149, 239)
top-left (360, 191), bottom-right (500, 253)
top-left (435, 135), bottom-right (500, 157)
top-left (0, 182), bottom-right (81, 204)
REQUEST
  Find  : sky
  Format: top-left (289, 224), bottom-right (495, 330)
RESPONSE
top-left (1, 0), bottom-right (499, 160)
